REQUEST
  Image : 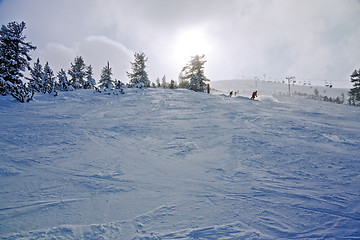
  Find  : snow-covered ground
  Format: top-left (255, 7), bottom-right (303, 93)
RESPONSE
top-left (0, 87), bottom-right (359, 239)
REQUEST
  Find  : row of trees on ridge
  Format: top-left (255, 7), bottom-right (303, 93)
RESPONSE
top-left (0, 21), bottom-right (209, 102)
top-left (2, 20), bottom-right (358, 105)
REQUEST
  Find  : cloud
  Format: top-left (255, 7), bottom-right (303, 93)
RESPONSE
top-left (31, 36), bottom-right (133, 82)
top-left (79, 36), bottom-right (133, 81)
top-left (202, 0), bottom-right (360, 86)
top-left (34, 43), bottom-right (76, 73)
top-left (1, 0), bottom-right (359, 88)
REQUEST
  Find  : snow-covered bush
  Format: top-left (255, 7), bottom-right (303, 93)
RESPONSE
top-left (115, 80), bottom-right (125, 93)
top-left (10, 82), bottom-right (34, 102)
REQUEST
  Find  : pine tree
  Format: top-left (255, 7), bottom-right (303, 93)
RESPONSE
top-left (169, 79), bottom-right (176, 89)
top-left (0, 21), bottom-right (36, 96)
top-left (114, 80), bottom-right (125, 94)
top-left (27, 58), bottom-right (43, 92)
top-left (181, 55), bottom-right (209, 92)
top-left (349, 68), bottom-right (360, 106)
top-left (68, 56), bottom-right (86, 89)
top-left (84, 65), bottom-right (96, 89)
top-left (115, 80), bottom-right (124, 89)
top-left (42, 62), bottom-right (55, 94)
top-left (178, 71), bottom-right (188, 89)
top-left (161, 75), bottom-right (167, 89)
top-left (10, 83), bottom-right (34, 102)
top-left (99, 61), bottom-right (114, 89)
top-left (155, 77), bottom-right (160, 88)
top-left (127, 52), bottom-right (150, 88)
top-left (57, 69), bottom-right (70, 91)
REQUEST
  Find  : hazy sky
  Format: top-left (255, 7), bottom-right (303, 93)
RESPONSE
top-left (1, 0), bottom-right (359, 88)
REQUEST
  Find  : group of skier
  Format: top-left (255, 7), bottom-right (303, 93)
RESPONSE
top-left (228, 90), bottom-right (258, 100)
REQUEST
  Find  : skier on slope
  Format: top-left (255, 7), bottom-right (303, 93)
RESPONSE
top-left (251, 91), bottom-right (257, 100)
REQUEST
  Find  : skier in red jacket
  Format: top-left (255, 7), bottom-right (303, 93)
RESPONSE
top-left (251, 91), bottom-right (257, 100)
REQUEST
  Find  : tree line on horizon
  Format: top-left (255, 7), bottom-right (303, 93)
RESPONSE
top-left (1, 21), bottom-right (358, 105)
top-left (0, 21), bottom-right (209, 102)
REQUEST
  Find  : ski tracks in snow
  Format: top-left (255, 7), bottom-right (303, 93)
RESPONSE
top-left (1, 89), bottom-right (360, 239)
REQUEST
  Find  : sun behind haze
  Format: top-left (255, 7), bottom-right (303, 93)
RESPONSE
top-left (0, 0), bottom-right (359, 88)
top-left (173, 27), bottom-right (213, 66)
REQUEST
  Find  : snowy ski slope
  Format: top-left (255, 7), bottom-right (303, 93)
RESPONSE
top-left (0, 87), bottom-right (359, 239)
top-left (211, 79), bottom-right (348, 100)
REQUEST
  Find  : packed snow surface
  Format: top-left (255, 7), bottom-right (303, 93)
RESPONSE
top-left (0, 88), bottom-right (359, 239)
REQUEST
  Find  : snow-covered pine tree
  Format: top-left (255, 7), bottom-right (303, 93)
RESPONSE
top-left (181, 55), bottom-right (209, 92)
top-left (161, 75), bottom-right (167, 89)
top-left (57, 69), bottom-right (71, 91)
top-left (349, 68), bottom-right (360, 106)
top-left (114, 80), bottom-right (125, 94)
top-left (155, 77), bottom-right (160, 88)
top-left (127, 52), bottom-right (150, 88)
top-left (0, 21), bottom-right (36, 96)
top-left (68, 56), bottom-right (86, 89)
top-left (10, 83), bottom-right (34, 102)
top-left (169, 79), bottom-right (176, 89)
top-left (98, 61), bottom-right (114, 89)
top-left (178, 71), bottom-right (188, 89)
top-left (84, 65), bottom-right (96, 89)
top-left (27, 58), bottom-right (43, 92)
top-left (42, 62), bottom-right (55, 94)
top-left (114, 79), bottom-right (124, 89)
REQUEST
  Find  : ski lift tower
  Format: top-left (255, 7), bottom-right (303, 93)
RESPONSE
top-left (286, 76), bottom-right (295, 95)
